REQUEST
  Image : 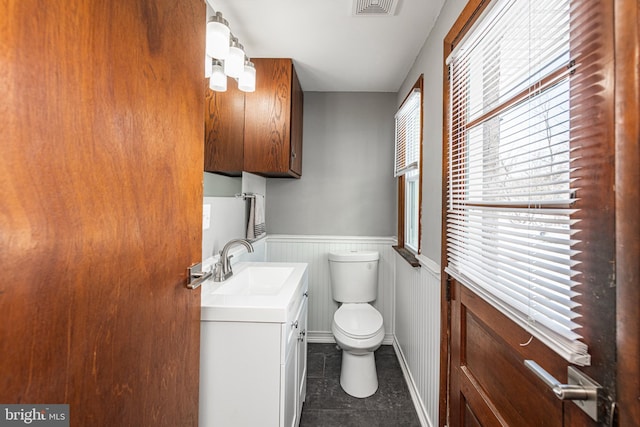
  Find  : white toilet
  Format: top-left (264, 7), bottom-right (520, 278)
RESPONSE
top-left (329, 250), bottom-right (385, 398)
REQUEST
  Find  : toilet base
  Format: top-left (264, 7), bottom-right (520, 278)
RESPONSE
top-left (339, 350), bottom-right (378, 398)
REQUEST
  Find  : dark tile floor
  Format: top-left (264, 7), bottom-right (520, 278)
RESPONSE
top-left (300, 343), bottom-right (421, 427)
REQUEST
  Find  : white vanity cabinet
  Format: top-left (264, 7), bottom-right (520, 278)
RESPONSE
top-left (199, 263), bottom-right (308, 427)
top-left (283, 294), bottom-right (308, 427)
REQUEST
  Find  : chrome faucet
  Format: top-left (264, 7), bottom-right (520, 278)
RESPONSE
top-left (213, 238), bottom-right (255, 282)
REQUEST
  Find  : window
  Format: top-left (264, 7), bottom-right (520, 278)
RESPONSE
top-left (444, 0), bottom-right (609, 365)
top-left (394, 77), bottom-right (423, 260)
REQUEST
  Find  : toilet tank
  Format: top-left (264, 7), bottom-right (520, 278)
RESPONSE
top-left (328, 251), bottom-right (379, 303)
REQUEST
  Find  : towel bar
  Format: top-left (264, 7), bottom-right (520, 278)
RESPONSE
top-left (235, 192), bottom-right (256, 199)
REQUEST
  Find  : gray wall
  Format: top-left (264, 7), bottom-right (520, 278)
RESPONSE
top-left (203, 172), bottom-right (241, 197)
top-left (397, 0), bottom-right (468, 265)
top-left (266, 92), bottom-right (397, 236)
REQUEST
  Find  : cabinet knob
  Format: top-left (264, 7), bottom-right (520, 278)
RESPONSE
top-left (291, 320), bottom-right (299, 329)
top-left (303, 291), bottom-right (309, 298)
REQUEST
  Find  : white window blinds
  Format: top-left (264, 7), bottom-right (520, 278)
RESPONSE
top-left (394, 89), bottom-right (421, 177)
top-left (445, 0), bottom-right (591, 365)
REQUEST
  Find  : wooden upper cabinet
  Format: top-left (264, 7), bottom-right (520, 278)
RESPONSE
top-left (244, 58), bottom-right (303, 178)
top-left (203, 58), bottom-right (303, 178)
top-left (204, 80), bottom-right (245, 176)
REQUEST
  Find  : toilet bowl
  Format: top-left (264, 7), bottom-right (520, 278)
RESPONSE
top-left (328, 250), bottom-right (384, 398)
top-left (332, 303), bottom-right (385, 398)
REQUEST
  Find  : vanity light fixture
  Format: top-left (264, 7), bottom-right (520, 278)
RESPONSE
top-left (209, 59), bottom-right (227, 92)
top-left (205, 8), bottom-right (253, 92)
top-left (224, 36), bottom-right (245, 79)
top-left (206, 12), bottom-right (230, 59)
top-left (238, 59), bottom-right (256, 92)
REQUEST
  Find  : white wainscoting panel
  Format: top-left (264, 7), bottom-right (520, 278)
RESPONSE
top-left (266, 235), bottom-right (396, 345)
top-left (394, 252), bottom-right (441, 427)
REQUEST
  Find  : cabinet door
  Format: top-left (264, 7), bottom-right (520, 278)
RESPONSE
top-left (283, 331), bottom-right (297, 427)
top-left (244, 58), bottom-right (294, 176)
top-left (204, 83), bottom-right (245, 175)
top-left (296, 297), bottom-right (308, 418)
top-left (289, 66), bottom-right (303, 176)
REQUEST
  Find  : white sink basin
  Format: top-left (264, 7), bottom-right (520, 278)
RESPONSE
top-left (214, 266), bottom-right (295, 296)
top-left (201, 262), bottom-right (308, 322)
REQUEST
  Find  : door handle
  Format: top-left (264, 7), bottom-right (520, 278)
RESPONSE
top-left (524, 360), bottom-right (592, 400)
top-left (524, 360), bottom-right (601, 421)
top-left (187, 262), bottom-right (212, 289)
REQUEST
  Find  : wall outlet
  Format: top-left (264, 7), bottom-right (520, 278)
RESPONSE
top-left (203, 204), bottom-right (211, 230)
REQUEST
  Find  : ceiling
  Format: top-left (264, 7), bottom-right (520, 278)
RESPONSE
top-left (207, 0), bottom-right (446, 93)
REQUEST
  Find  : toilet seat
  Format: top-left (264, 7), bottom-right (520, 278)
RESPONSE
top-left (333, 304), bottom-right (383, 340)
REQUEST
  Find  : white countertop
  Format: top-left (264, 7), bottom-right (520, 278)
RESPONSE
top-left (200, 262), bottom-right (308, 323)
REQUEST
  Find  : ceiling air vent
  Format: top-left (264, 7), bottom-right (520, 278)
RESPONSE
top-left (352, 0), bottom-right (398, 16)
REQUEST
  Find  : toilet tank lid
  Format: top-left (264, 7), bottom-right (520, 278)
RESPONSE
top-left (328, 250), bottom-right (379, 262)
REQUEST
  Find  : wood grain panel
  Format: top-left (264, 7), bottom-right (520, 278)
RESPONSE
top-left (614, 0), bottom-right (640, 425)
top-left (0, 0), bottom-right (204, 425)
top-left (244, 58), bottom-right (294, 176)
top-left (458, 366), bottom-right (507, 427)
top-left (204, 82), bottom-right (245, 175)
top-left (453, 283), bottom-right (566, 427)
top-left (464, 312), bottom-right (562, 426)
top-left (463, 398), bottom-right (483, 427)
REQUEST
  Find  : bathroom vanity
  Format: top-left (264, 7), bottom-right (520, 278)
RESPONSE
top-left (199, 262), bottom-right (309, 427)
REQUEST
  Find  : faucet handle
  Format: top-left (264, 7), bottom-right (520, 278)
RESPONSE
top-left (213, 261), bottom-right (224, 282)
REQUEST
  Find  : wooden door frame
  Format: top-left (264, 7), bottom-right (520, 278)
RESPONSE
top-left (439, 0), bottom-right (640, 425)
top-left (614, 0), bottom-right (640, 424)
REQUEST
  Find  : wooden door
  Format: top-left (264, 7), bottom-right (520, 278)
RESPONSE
top-left (441, 0), bottom-right (638, 425)
top-left (0, 1), bottom-right (205, 426)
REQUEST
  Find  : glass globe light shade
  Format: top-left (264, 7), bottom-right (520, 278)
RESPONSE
top-left (209, 60), bottom-right (227, 92)
top-left (206, 12), bottom-right (230, 59)
top-left (224, 37), bottom-right (245, 78)
top-left (238, 60), bottom-right (256, 92)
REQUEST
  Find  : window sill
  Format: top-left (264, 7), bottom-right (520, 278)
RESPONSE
top-left (393, 245), bottom-right (421, 268)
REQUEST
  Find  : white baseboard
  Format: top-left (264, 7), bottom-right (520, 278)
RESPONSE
top-left (383, 333), bottom-right (394, 345)
top-left (307, 331), bottom-right (394, 346)
top-left (393, 339), bottom-right (433, 427)
top-left (307, 332), bottom-right (335, 344)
